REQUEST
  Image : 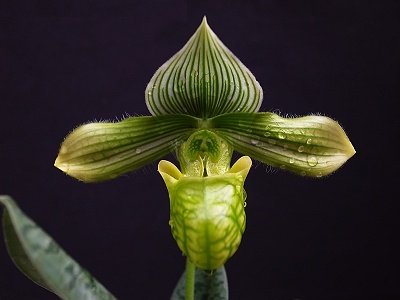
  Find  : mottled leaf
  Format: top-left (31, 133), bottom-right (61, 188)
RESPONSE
top-left (145, 17), bottom-right (263, 118)
top-left (55, 114), bottom-right (198, 182)
top-left (211, 112), bottom-right (355, 177)
top-left (171, 266), bottom-right (228, 300)
top-left (0, 195), bottom-right (117, 299)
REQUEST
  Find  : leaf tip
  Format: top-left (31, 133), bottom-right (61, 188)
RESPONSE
top-left (0, 195), bottom-right (13, 207)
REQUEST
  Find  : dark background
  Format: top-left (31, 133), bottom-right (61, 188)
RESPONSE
top-left (1, 1), bottom-right (398, 299)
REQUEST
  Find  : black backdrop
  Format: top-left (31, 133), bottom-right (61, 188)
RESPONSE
top-left (1, 1), bottom-right (399, 299)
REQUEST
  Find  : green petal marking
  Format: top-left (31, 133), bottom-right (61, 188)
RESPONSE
top-left (55, 114), bottom-right (198, 182)
top-left (145, 17), bottom-right (263, 118)
top-left (0, 196), bottom-right (116, 299)
top-left (177, 130), bottom-right (233, 176)
top-left (158, 157), bottom-right (251, 270)
top-left (211, 112), bottom-right (355, 177)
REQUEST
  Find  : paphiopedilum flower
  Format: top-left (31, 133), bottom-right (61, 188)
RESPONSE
top-left (55, 17), bottom-right (355, 269)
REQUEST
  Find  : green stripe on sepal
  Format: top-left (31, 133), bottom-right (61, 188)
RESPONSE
top-left (0, 195), bottom-right (116, 299)
top-left (145, 17), bottom-right (263, 118)
top-left (55, 114), bottom-right (198, 182)
top-left (212, 112), bottom-right (355, 177)
top-left (158, 157), bottom-right (251, 270)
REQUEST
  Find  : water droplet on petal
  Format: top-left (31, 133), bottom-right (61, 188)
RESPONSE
top-left (250, 139), bottom-right (259, 145)
top-left (264, 131), bottom-right (271, 137)
top-left (278, 132), bottom-right (286, 139)
top-left (306, 138), bottom-right (312, 144)
top-left (298, 145), bottom-right (305, 152)
top-left (307, 155), bottom-right (318, 167)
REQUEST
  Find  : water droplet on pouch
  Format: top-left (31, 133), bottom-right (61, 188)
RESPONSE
top-left (316, 172), bottom-right (323, 178)
top-left (307, 155), bottom-right (318, 167)
top-left (298, 145), bottom-right (305, 152)
top-left (306, 138), bottom-right (312, 144)
top-left (289, 158), bottom-right (295, 164)
top-left (243, 202), bottom-right (247, 208)
top-left (300, 171), bottom-right (306, 176)
top-left (264, 131), bottom-right (271, 137)
top-left (135, 148), bottom-right (142, 154)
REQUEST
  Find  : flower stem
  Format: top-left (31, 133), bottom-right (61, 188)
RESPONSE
top-left (185, 258), bottom-right (196, 300)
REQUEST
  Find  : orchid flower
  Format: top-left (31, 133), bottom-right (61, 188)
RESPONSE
top-left (52, 17), bottom-right (355, 299)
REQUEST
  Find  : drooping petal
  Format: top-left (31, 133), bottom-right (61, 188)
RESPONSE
top-left (145, 17), bottom-right (263, 118)
top-left (211, 112), bottom-right (356, 177)
top-left (55, 115), bottom-right (198, 182)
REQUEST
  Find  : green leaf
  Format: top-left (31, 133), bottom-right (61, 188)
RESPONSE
top-left (145, 17), bottom-right (263, 118)
top-left (211, 112), bottom-right (356, 177)
top-left (171, 266), bottom-right (228, 300)
top-left (55, 114), bottom-right (198, 182)
top-left (0, 195), bottom-right (117, 300)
